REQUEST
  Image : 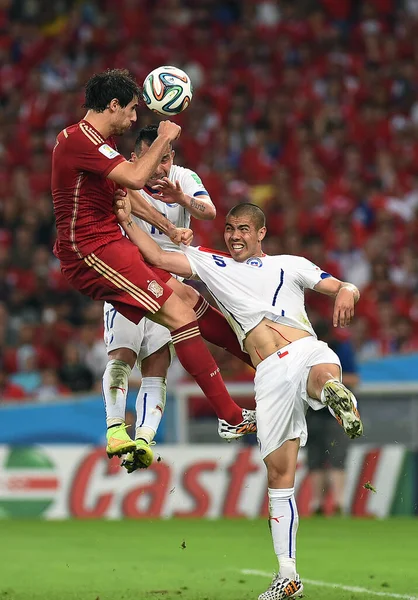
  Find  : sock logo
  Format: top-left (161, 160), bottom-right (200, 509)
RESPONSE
top-left (109, 386), bottom-right (126, 394)
top-left (210, 368), bottom-right (220, 377)
top-left (270, 515), bottom-right (285, 523)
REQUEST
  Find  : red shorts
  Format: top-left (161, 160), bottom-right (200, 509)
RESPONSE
top-left (60, 237), bottom-right (173, 324)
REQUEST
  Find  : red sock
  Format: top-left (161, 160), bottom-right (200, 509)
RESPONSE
top-left (171, 321), bottom-right (243, 424)
top-left (194, 295), bottom-right (254, 369)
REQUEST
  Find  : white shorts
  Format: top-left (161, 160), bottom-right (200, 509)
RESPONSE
top-left (103, 302), bottom-right (172, 366)
top-left (254, 336), bottom-right (341, 460)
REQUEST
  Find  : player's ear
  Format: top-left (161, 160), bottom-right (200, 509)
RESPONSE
top-left (258, 227), bottom-right (267, 242)
top-left (108, 98), bottom-right (119, 112)
top-left (130, 152), bottom-right (137, 162)
top-left (171, 150), bottom-right (175, 160)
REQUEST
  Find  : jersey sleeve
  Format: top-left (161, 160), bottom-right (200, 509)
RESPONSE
top-left (180, 245), bottom-right (202, 279)
top-left (176, 168), bottom-right (211, 199)
top-left (70, 130), bottom-right (126, 177)
top-left (290, 256), bottom-right (333, 290)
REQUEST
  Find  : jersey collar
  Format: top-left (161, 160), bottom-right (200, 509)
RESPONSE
top-left (80, 119), bottom-right (106, 143)
top-left (145, 185), bottom-right (160, 194)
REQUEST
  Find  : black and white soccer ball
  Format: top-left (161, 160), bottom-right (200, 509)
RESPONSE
top-left (142, 66), bottom-right (193, 116)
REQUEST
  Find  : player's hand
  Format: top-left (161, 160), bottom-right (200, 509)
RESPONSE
top-left (151, 178), bottom-right (185, 205)
top-left (333, 288), bottom-right (356, 328)
top-left (180, 228), bottom-right (193, 246)
top-left (158, 120), bottom-right (181, 142)
top-left (113, 189), bottom-right (132, 224)
top-left (169, 227), bottom-right (193, 246)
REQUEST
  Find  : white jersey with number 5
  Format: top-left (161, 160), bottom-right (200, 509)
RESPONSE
top-left (182, 246), bottom-right (332, 347)
top-left (134, 165), bottom-right (210, 252)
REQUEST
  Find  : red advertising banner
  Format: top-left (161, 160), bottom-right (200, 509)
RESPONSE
top-left (0, 444), bottom-right (407, 519)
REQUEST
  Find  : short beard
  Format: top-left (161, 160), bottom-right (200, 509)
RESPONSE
top-left (112, 123), bottom-right (130, 136)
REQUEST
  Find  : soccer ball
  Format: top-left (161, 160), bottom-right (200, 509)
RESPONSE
top-left (142, 66), bottom-right (193, 116)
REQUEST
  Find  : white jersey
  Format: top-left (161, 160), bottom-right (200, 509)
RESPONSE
top-left (182, 246), bottom-right (332, 347)
top-left (134, 164), bottom-right (210, 252)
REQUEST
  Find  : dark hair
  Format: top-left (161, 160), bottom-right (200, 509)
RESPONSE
top-left (134, 125), bottom-right (159, 154)
top-left (226, 203), bottom-right (266, 230)
top-left (83, 69), bottom-right (141, 112)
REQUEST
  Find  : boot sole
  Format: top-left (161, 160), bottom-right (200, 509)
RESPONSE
top-left (258, 581), bottom-right (304, 600)
top-left (323, 382), bottom-right (363, 439)
top-left (121, 447), bottom-right (154, 472)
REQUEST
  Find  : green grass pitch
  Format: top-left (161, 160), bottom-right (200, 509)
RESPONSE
top-left (1, 517), bottom-right (417, 600)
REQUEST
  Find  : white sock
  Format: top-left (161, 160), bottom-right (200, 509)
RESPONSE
top-left (102, 359), bottom-right (131, 427)
top-left (135, 377), bottom-right (166, 443)
top-left (268, 487), bottom-right (299, 579)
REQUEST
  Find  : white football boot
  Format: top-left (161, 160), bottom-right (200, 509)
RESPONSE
top-left (258, 574), bottom-right (303, 600)
top-left (218, 408), bottom-right (257, 440)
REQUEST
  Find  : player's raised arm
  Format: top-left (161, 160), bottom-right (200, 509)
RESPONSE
top-left (151, 178), bottom-right (216, 220)
top-left (126, 189), bottom-right (179, 238)
top-left (314, 277), bottom-right (360, 328)
top-left (114, 194), bottom-right (193, 278)
top-left (108, 121), bottom-right (181, 189)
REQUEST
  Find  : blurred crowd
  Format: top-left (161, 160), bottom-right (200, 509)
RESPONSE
top-left (1, 0), bottom-right (418, 402)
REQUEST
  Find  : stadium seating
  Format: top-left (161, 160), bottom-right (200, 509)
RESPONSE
top-left (1, 0), bottom-right (418, 399)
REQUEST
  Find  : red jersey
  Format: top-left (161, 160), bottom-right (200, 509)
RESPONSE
top-left (51, 120), bottom-right (126, 262)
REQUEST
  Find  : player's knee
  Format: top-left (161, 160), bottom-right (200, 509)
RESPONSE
top-left (307, 365), bottom-right (340, 398)
top-left (141, 346), bottom-right (171, 377)
top-left (264, 442), bottom-right (298, 488)
top-left (107, 348), bottom-right (137, 369)
top-left (157, 293), bottom-right (197, 330)
top-left (182, 304), bottom-right (197, 323)
top-left (168, 304), bottom-right (197, 330)
top-left (266, 463), bottom-right (294, 488)
top-left (171, 281), bottom-right (199, 308)
top-left (182, 284), bottom-right (200, 308)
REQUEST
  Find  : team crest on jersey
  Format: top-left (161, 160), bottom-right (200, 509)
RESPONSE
top-left (147, 280), bottom-right (164, 298)
top-left (246, 257), bottom-right (263, 268)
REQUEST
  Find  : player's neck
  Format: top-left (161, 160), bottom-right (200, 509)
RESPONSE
top-left (83, 111), bottom-right (112, 139)
top-left (252, 246), bottom-right (264, 258)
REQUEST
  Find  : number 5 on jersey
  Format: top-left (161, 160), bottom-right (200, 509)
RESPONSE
top-left (212, 254), bottom-right (227, 267)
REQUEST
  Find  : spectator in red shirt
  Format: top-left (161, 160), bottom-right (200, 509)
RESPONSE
top-left (0, 367), bottom-right (27, 403)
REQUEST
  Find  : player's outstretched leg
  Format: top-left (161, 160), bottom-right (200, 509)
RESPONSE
top-left (321, 379), bottom-right (363, 439)
top-left (260, 442), bottom-right (304, 600)
top-left (218, 408), bottom-right (257, 440)
top-left (103, 359), bottom-right (136, 457)
top-left (258, 574), bottom-right (303, 600)
top-left (193, 295), bottom-right (254, 369)
top-left (122, 375), bottom-right (167, 472)
top-left (154, 292), bottom-right (257, 438)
